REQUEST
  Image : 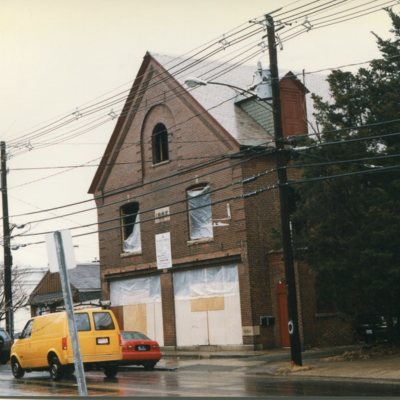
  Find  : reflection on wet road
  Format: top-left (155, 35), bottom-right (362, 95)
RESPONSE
top-left (1, 365), bottom-right (400, 397)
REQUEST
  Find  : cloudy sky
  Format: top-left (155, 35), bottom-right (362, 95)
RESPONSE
top-left (1, 0), bottom-right (399, 268)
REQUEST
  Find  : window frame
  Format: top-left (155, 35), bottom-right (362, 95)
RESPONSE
top-left (75, 313), bottom-right (91, 332)
top-left (120, 202), bottom-right (141, 254)
top-left (93, 312), bottom-right (115, 331)
top-left (187, 184), bottom-right (213, 241)
top-left (152, 123), bottom-right (169, 164)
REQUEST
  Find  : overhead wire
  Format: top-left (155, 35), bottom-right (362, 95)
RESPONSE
top-left (8, 128), bottom-right (400, 239)
top-left (8, 148), bottom-right (277, 226)
top-left (3, 0), bottom-right (400, 247)
top-left (12, 159), bottom-right (398, 250)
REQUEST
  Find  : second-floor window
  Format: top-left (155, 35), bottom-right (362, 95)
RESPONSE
top-left (152, 123), bottom-right (169, 164)
top-left (121, 202), bottom-right (141, 253)
top-left (187, 185), bottom-right (213, 240)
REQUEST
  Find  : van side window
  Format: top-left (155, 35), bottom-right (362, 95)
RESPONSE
top-left (21, 320), bottom-right (33, 339)
top-left (93, 312), bottom-right (115, 331)
top-left (75, 313), bottom-right (91, 331)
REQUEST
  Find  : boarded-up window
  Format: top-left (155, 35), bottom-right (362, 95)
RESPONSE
top-left (120, 202), bottom-right (141, 253)
top-left (187, 185), bottom-right (213, 240)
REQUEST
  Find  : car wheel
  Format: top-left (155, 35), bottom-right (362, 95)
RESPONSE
top-left (103, 365), bottom-right (118, 378)
top-left (49, 355), bottom-right (64, 381)
top-left (11, 358), bottom-right (25, 378)
top-left (143, 361), bottom-right (156, 370)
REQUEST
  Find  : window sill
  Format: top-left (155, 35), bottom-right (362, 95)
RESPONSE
top-left (120, 250), bottom-right (142, 258)
top-left (187, 237), bottom-right (214, 246)
top-left (152, 160), bottom-right (170, 167)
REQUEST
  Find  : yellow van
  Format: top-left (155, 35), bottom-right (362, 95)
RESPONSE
top-left (10, 308), bottom-right (122, 380)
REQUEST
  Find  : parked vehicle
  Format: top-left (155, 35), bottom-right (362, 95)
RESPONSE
top-left (10, 308), bottom-right (122, 380)
top-left (120, 331), bottom-right (161, 370)
top-left (355, 314), bottom-right (400, 344)
top-left (0, 328), bottom-right (12, 364)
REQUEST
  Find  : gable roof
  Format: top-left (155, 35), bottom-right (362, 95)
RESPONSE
top-left (89, 52), bottom-right (308, 194)
top-left (29, 263), bottom-right (100, 306)
top-left (151, 53), bottom-right (274, 145)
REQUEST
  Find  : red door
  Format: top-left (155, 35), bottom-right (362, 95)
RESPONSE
top-left (277, 282), bottom-right (290, 347)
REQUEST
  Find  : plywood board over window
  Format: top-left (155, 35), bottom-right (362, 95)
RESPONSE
top-left (173, 264), bottom-right (242, 346)
top-left (191, 296), bottom-right (225, 312)
top-left (123, 304), bottom-right (147, 334)
top-left (110, 275), bottom-right (164, 345)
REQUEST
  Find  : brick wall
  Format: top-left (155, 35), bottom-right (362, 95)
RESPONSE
top-left (92, 57), bottom-right (315, 349)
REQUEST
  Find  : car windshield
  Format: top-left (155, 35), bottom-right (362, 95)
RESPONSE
top-left (121, 331), bottom-right (150, 340)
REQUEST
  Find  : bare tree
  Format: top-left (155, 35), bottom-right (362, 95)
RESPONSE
top-left (0, 265), bottom-right (30, 323)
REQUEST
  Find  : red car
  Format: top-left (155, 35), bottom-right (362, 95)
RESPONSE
top-left (120, 331), bottom-right (162, 370)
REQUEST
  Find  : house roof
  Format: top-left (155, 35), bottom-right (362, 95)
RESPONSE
top-left (89, 52), bottom-right (309, 194)
top-left (68, 263), bottom-right (101, 290)
top-left (151, 52), bottom-right (274, 147)
top-left (29, 263), bottom-right (100, 306)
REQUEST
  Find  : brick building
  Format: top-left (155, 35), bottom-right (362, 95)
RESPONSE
top-left (88, 52), bottom-right (317, 349)
top-left (29, 263), bottom-right (101, 316)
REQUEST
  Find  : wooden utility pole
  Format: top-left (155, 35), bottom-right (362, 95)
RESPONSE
top-left (1, 141), bottom-right (14, 339)
top-left (266, 14), bottom-right (303, 366)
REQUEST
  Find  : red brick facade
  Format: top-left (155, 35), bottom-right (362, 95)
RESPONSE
top-left (89, 53), bottom-right (317, 349)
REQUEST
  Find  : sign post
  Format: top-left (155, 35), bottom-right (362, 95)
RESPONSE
top-left (46, 230), bottom-right (88, 396)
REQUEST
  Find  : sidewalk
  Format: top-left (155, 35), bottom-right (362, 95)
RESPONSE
top-left (157, 344), bottom-right (400, 384)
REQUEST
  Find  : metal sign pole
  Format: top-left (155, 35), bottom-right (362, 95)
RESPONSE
top-left (54, 231), bottom-right (88, 396)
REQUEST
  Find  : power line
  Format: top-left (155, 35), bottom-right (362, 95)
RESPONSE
top-left (12, 158), bottom-right (399, 250)
top-left (4, 143), bottom-right (276, 219)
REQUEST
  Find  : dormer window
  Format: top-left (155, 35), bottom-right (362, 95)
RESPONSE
top-left (152, 123), bottom-right (169, 164)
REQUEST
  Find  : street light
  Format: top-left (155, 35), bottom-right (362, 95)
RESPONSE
top-left (184, 15), bottom-right (303, 366)
top-left (185, 77), bottom-right (257, 95)
top-left (185, 64), bottom-right (272, 101)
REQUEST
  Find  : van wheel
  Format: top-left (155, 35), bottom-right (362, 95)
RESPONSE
top-left (143, 361), bottom-right (156, 370)
top-left (11, 358), bottom-right (25, 378)
top-left (103, 365), bottom-right (118, 378)
top-left (49, 355), bottom-right (64, 381)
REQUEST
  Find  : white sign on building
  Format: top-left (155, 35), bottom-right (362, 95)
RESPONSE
top-left (155, 232), bottom-right (172, 270)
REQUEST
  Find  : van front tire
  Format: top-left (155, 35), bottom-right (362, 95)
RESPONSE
top-left (11, 358), bottom-right (25, 378)
top-left (49, 355), bottom-right (64, 381)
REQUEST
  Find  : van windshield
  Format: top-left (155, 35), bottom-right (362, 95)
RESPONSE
top-left (93, 312), bottom-right (115, 330)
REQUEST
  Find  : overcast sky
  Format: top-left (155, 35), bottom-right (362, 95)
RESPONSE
top-left (1, 0), bottom-right (399, 268)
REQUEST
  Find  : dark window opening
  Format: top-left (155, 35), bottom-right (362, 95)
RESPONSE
top-left (152, 123), bottom-right (169, 164)
top-left (120, 202), bottom-right (141, 253)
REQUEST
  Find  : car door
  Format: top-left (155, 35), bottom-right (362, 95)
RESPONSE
top-left (75, 312), bottom-right (96, 361)
top-left (14, 320), bottom-right (35, 368)
top-left (92, 311), bottom-right (120, 359)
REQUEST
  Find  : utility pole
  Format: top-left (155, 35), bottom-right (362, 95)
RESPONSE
top-left (1, 141), bottom-right (14, 339)
top-left (266, 14), bottom-right (302, 366)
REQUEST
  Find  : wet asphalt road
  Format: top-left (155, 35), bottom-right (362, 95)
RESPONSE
top-left (1, 363), bottom-right (400, 397)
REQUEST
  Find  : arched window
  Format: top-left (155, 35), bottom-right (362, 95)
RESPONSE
top-left (152, 123), bottom-right (169, 164)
